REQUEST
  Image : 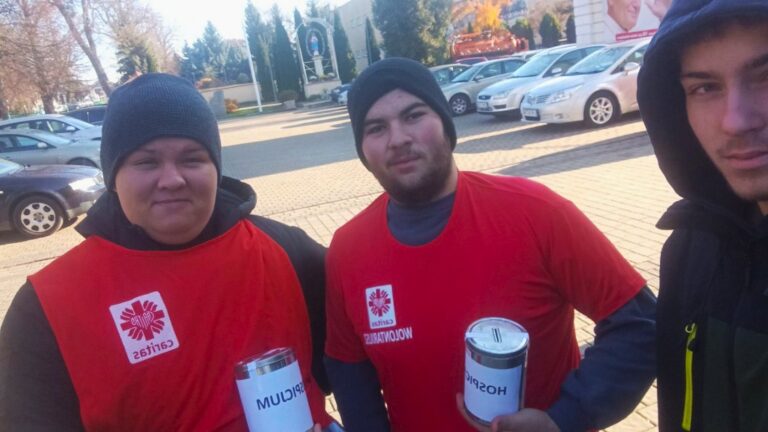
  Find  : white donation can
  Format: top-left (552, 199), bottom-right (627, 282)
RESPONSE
top-left (464, 317), bottom-right (529, 425)
top-left (235, 347), bottom-right (313, 432)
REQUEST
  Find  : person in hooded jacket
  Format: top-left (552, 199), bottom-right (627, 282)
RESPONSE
top-left (637, 1), bottom-right (768, 431)
top-left (0, 73), bottom-right (334, 430)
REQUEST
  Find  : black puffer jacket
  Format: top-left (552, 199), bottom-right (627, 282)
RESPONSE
top-left (638, 1), bottom-right (768, 431)
top-left (0, 177), bottom-right (329, 430)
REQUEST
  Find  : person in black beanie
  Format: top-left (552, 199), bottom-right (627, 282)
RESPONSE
top-left (0, 73), bottom-right (339, 430)
top-left (324, 58), bottom-right (657, 432)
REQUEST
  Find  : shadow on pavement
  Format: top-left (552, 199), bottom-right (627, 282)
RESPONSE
top-left (455, 111), bottom-right (644, 154)
top-left (498, 131), bottom-right (653, 178)
top-left (222, 125), bottom-right (357, 179)
top-left (0, 216), bottom-right (81, 246)
top-left (221, 109), bottom-right (648, 180)
top-left (0, 231), bottom-right (29, 246)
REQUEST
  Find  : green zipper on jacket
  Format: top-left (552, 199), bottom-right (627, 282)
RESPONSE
top-left (682, 322), bottom-right (698, 431)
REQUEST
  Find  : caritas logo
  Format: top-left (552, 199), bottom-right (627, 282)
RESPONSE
top-left (365, 285), bottom-right (397, 329)
top-left (110, 291), bottom-right (180, 364)
top-left (120, 300), bottom-right (165, 341)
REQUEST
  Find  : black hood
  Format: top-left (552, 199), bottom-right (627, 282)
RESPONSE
top-left (76, 176), bottom-right (257, 250)
top-left (638, 0), bottom-right (768, 214)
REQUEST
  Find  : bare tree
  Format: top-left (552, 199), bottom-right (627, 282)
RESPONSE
top-left (49, 0), bottom-right (112, 96)
top-left (1, 0), bottom-right (81, 113)
top-left (95, 0), bottom-right (177, 73)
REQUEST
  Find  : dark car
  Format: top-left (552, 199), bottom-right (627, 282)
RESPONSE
top-left (65, 105), bottom-right (107, 125)
top-left (0, 158), bottom-right (105, 237)
top-left (330, 84), bottom-right (353, 103)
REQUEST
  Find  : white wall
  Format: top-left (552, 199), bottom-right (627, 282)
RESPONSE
top-left (337, 0), bottom-right (382, 72)
top-left (199, 83), bottom-right (260, 105)
top-left (574, 0), bottom-right (609, 44)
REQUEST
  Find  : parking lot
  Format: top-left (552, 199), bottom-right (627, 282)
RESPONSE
top-left (0, 105), bottom-right (677, 431)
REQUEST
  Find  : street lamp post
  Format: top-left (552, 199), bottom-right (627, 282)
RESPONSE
top-left (242, 28), bottom-right (263, 113)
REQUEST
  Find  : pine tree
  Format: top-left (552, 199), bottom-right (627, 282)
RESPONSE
top-left (510, 18), bottom-right (535, 50)
top-left (539, 13), bottom-right (562, 48)
top-left (467, 22), bottom-right (474, 34)
top-left (202, 21), bottom-right (226, 79)
top-left (271, 6), bottom-right (301, 96)
top-left (565, 14), bottom-right (576, 44)
top-left (179, 42), bottom-right (206, 83)
top-left (424, 0), bottom-right (451, 64)
top-left (333, 10), bottom-right (356, 83)
top-left (372, 0), bottom-right (430, 62)
top-left (244, 1), bottom-right (275, 101)
top-left (116, 39), bottom-right (158, 84)
top-left (306, 0), bottom-right (320, 18)
top-left (365, 17), bottom-right (382, 64)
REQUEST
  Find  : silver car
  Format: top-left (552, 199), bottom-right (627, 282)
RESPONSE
top-left (441, 57), bottom-right (527, 116)
top-left (0, 130), bottom-right (101, 168)
top-left (0, 114), bottom-right (102, 142)
top-left (520, 38), bottom-right (650, 127)
top-left (476, 44), bottom-right (604, 118)
top-left (429, 63), bottom-right (471, 87)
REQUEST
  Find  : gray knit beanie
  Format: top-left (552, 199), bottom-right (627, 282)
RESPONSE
top-left (347, 57), bottom-right (457, 166)
top-left (100, 73), bottom-right (222, 187)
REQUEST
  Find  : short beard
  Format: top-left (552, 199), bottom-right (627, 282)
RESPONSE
top-left (376, 150), bottom-right (454, 206)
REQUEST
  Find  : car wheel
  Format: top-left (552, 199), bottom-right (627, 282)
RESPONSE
top-left (68, 158), bottom-right (98, 167)
top-left (584, 92), bottom-right (619, 127)
top-left (12, 195), bottom-right (65, 238)
top-left (449, 94), bottom-right (470, 116)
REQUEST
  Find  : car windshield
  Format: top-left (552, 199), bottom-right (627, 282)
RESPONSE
top-left (0, 158), bottom-right (22, 175)
top-left (32, 132), bottom-right (74, 147)
top-left (450, 64), bottom-right (482, 83)
top-left (566, 46), bottom-right (632, 75)
top-left (510, 52), bottom-right (561, 77)
top-left (62, 117), bottom-right (96, 129)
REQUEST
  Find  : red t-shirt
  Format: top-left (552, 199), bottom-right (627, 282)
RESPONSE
top-left (325, 172), bottom-right (644, 431)
top-left (32, 220), bottom-right (331, 431)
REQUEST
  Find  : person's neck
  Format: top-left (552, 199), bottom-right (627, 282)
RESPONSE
top-left (390, 166), bottom-right (459, 208)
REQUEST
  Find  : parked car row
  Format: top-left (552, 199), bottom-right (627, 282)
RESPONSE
top-left (0, 114), bottom-right (106, 238)
top-left (521, 38), bottom-right (649, 126)
top-left (0, 129), bottom-right (101, 168)
top-left (0, 114), bottom-right (102, 141)
top-left (439, 38), bottom-right (650, 127)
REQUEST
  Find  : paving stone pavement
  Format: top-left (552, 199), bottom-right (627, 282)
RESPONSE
top-left (0, 106), bottom-right (679, 431)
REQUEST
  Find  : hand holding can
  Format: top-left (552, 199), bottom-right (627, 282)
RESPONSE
top-left (463, 317), bottom-right (529, 425)
top-left (235, 347), bottom-right (314, 432)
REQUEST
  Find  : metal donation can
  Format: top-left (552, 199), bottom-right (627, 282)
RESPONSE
top-left (235, 347), bottom-right (313, 432)
top-left (464, 317), bottom-right (529, 425)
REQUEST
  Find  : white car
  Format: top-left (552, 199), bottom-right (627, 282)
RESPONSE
top-left (440, 57), bottom-right (527, 116)
top-left (0, 114), bottom-right (102, 142)
top-left (0, 129), bottom-right (101, 168)
top-left (476, 44), bottom-right (604, 118)
top-left (520, 38), bottom-right (651, 127)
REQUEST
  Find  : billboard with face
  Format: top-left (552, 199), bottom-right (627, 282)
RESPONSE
top-left (604, 0), bottom-right (672, 42)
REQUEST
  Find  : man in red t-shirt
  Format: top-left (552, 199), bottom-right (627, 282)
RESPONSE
top-left (324, 58), bottom-right (657, 432)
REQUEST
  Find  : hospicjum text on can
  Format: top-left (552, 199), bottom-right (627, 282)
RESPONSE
top-left (235, 347), bottom-right (313, 432)
top-left (463, 317), bottom-right (529, 425)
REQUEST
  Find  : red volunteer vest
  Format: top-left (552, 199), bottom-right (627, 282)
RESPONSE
top-left (32, 220), bottom-right (330, 431)
top-left (326, 172), bottom-right (644, 431)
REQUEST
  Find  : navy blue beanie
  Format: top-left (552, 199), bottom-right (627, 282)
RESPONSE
top-left (347, 58), bottom-right (457, 165)
top-left (101, 73), bottom-right (222, 187)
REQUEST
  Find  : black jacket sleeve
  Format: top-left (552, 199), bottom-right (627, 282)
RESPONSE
top-left (0, 282), bottom-right (84, 431)
top-left (546, 286), bottom-right (657, 432)
top-left (248, 215), bottom-right (330, 393)
top-left (324, 356), bottom-right (390, 432)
